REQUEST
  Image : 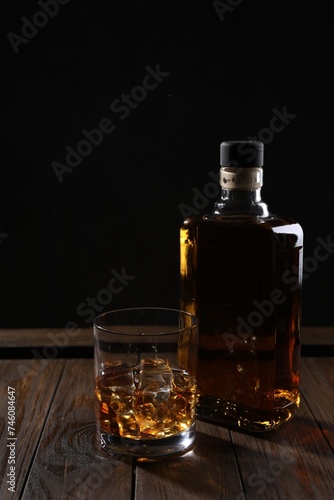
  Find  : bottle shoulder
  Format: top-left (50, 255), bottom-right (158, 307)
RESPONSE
top-left (182, 212), bottom-right (302, 230)
top-left (181, 213), bottom-right (303, 247)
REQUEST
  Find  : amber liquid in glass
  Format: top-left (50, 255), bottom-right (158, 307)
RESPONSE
top-left (180, 213), bottom-right (303, 431)
top-left (95, 359), bottom-right (197, 440)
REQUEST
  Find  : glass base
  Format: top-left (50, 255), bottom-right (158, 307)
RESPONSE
top-left (197, 396), bottom-right (299, 432)
top-left (98, 422), bottom-right (196, 460)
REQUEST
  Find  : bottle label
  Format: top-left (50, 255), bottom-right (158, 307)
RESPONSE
top-left (220, 167), bottom-right (263, 189)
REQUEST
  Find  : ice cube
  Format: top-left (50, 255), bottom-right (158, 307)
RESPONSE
top-left (100, 361), bottom-right (135, 391)
top-left (142, 381), bottom-right (171, 404)
top-left (139, 358), bottom-right (173, 390)
top-left (116, 410), bottom-right (140, 438)
top-left (99, 361), bottom-right (136, 417)
top-left (134, 402), bottom-right (167, 438)
top-left (172, 370), bottom-right (196, 392)
top-left (134, 358), bottom-right (174, 437)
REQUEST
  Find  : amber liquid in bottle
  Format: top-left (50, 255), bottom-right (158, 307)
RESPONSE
top-left (180, 143), bottom-right (303, 432)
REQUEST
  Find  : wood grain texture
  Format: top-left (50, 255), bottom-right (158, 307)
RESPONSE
top-left (301, 357), bottom-right (334, 452)
top-left (0, 359), bottom-right (66, 500)
top-left (134, 419), bottom-right (243, 500)
top-left (21, 359), bottom-right (133, 500)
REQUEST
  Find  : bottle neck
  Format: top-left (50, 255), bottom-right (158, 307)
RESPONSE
top-left (214, 187), bottom-right (270, 217)
top-left (221, 188), bottom-right (262, 203)
top-left (213, 167), bottom-right (270, 217)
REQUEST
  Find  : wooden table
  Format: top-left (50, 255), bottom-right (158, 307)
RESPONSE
top-left (1, 327), bottom-right (333, 499)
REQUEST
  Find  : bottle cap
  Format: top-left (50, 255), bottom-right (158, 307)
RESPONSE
top-left (220, 140), bottom-right (264, 167)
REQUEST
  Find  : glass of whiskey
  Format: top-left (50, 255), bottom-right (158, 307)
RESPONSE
top-left (93, 307), bottom-right (198, 460)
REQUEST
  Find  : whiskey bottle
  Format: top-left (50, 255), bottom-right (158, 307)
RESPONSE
top-left (180, 140), bottom-right (303, 432)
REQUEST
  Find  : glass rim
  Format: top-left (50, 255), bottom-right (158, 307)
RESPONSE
top-left (93, 306), bottom-right (198, 336)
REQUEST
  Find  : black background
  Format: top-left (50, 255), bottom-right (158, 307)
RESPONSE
top-left (0, 0), bottom-right (333, 329)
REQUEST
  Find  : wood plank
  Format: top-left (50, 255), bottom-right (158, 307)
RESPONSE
top-left (3, 328), bottom-right (328, 353)
top-left (22, 359), bottom-right (133, 500)
top-left (230, 395), bottom-right (334, 499)
top-left (0, 359), bottom-right (66, 500)
top-left (0, 327), bottom-right (93, 348)
top-left (134, 419), bottom-right (243, 500)
top-left (301, 357), bottom-right (334, 452)
top-left (0, 326), bottom-right (333, 349)
top-left (301, 326), bottom-right (334, 345)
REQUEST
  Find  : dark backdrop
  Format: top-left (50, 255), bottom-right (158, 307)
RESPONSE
top-left (1, 0), bottom-right (333, 328)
